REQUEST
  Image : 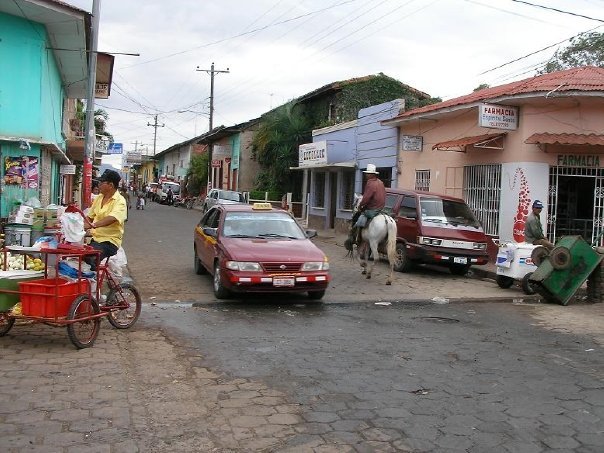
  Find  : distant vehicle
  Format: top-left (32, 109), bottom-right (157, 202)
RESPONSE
top-left (384, 188), bottom-right (490, 275)
top-left (157, 182), bottom-right (181, 204)
top-left (193, 203), bottom-right (330, 300)
top-left (202, 189), bottom-right (246, 212)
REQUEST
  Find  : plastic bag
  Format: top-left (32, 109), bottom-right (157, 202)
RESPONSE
top-left (58, 260), bottom-right (95, 279)
top-left (33, 236), bottom-right (58, 249)
top-left (24, 197), bottom-right (42, 208)
top-left (108, 247), bottom-right (127, 279)
top-left (61, 212), bottom-right (85, 243)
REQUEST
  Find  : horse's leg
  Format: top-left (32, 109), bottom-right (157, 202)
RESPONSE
top-left (366, 239), bottom-right (379, 279)
top-left (385, 218), bottom-right (397, 285)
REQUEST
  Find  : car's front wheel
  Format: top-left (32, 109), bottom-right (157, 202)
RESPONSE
top-left (213, 261), bottom-right (231, 299)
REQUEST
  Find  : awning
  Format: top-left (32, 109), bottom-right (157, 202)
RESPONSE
top-left (525, 133), bottom-right (604, 146)
top-left (290, 161), bottom-right (357, 170)
top-left (432, 133), bottom-right (506, 152)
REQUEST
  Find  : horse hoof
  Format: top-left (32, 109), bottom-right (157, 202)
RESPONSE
top-left (361, 270), bottom-right (367, 275)
top-left (386, 281), bottom-right (392, 285)
top-left (366, 275), bottom-right (371, 279)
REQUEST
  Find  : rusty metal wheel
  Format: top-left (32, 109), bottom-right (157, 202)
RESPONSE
top-left (531, 246), bottom-right (549, 267)
top-left (550, 246), bottom-right (571, 270)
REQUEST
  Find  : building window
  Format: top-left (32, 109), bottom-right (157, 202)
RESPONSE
top-left (415, 170), bottom-right (430, 191)
top-left (313, 172), bottom-right (326, 208)
top-left (463, 164), bottom-right (501, 236)
top-left (340, 170), bottom-right (355, 210)
top-left (179, 159), bottom-right (184, 168)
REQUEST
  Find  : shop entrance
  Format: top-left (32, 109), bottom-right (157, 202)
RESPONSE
top-left (549, 166), bottom-right (604, 245)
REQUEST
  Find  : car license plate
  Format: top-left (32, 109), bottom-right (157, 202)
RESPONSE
top-left (273, 277), bottom-right (295, 287)
top-left (453, 257), bottom-right (468, 264)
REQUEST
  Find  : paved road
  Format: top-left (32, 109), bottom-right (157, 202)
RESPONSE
top-left (123, 201), bottom-right (533, 305)
top-left (1, 200), bottom-right (603, 452)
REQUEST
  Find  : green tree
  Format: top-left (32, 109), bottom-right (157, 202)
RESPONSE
top-left (473, 83), bottom-right (490, 92)
top-left (540, 31), bottom-right (604, 73)
top-left (75, 99), bottom-right (114, 143)
top-left (252, 102), bottom-right (312, 194)
top-left (185, 153), bottom-right (209, 196)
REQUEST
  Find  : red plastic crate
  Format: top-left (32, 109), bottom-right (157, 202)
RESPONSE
top-left (19, 278), bottom-right (90, 318)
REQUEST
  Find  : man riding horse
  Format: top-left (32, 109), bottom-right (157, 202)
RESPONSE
top-left (345, 163), bottom-right (386, 251)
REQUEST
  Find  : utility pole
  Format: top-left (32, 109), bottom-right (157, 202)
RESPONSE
top-left (147, 114), bottom-right (164, 182)
top-left (82, 0), bottom-right (101, 208)
top-left (196, 62), bottom-right (229, 190)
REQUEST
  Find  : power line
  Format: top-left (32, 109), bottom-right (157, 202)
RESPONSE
top-left (510, 0), bottom-right (604, 23)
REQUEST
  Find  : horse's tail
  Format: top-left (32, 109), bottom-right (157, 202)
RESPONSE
top-left (386, 216), bottom-right (397, 265)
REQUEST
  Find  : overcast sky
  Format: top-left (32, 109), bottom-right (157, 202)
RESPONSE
top-left (67, 0), bottom-right (603, 157)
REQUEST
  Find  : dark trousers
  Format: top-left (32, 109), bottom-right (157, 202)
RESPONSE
top-left (85, 240), bottom-right (118, 271)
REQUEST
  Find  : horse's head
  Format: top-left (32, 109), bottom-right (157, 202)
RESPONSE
top-left (353, 193), bottom-right (362, 213)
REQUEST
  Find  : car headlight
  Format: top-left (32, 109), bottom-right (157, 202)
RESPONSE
top-left (473, 243), bottom-right (487, 250)
top-left (225, 261), bottom-right (261, 271)
top-left (302, 261), bottom-right (330, 271)
top-left (419, 236), bottom-right (442, 246)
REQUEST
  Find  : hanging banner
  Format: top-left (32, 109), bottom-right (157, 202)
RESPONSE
top-left (4, 156), bottom-right (39, 189)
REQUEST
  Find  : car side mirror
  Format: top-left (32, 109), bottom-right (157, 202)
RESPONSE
top-left (305, 229), bottom-right (318, 239)
top-left (202, 227), bottom-right (218, 238)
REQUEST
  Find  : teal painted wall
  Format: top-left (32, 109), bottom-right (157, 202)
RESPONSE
top-left (231, 135), bottom-right (241, 170)
top-left (0, 12), bottom-right (68, 217)
top-left (0, 12), bottom-right (66, 146)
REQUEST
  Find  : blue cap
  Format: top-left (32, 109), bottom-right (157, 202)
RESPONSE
top-left (532, 200), bottom-right (544, 209)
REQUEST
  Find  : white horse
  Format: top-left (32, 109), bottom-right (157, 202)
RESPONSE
top-left (351, 193), bottom-right (398, 285)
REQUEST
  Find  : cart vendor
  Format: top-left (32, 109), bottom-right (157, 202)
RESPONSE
top-left (524, 200), bottom-right (554, 250)
top-left (84, 169), bottom-right (127, 269)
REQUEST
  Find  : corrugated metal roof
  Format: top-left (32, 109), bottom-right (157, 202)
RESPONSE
top-left (432, 133), bottom-right (506, 151)
top-left (525, 133), bottom-right (604, 146)
top-left (389, 66), bottom-right (604, 121)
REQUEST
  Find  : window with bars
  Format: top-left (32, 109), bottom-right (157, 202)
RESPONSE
top-left (463, 164), bottom-right (501, 236)
top-left (340, 170), bottom-right (355, 210)
top-left (313, 172), bottom-right (326, 208)
top-left (415, 170), bottom-right (430, 191)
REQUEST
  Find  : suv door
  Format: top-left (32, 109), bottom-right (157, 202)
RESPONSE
top-left (395, 195), bottom-right (420, 244)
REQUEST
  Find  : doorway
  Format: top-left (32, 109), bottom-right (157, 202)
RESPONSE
top-left (329, 172), bottom-right (338, 229)
top-left (549, 166), bottom-right (604, 244)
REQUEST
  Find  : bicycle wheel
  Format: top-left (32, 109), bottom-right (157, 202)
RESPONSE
top-left (106, 282), bottom-right (141, 329)
top-left (0, 312), bottom-right (15, 336)
top-left (66, 295), bottom-right (101, 349)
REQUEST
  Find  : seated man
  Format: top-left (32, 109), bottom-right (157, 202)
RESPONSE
top-left (524, 200), bottom-right (554, 250)
top-left (84, 169), bottom-right (128, 270)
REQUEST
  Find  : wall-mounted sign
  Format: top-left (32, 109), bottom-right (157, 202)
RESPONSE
top-left (95, 83), bottom-right (110, 98)
top-left (211, 159), bottom-right (222, 168)
top-left (213, 145), bottom-right (232, 158)
top-left (479, 103), bottom-right (518, 130)
top-left (107, 143), bottom-right (123, 154)
top-left (60, 164), bottom-right (76, 175)
top-left (401, 135), bottom-right (423, 151)
top-left (557, 154), bottom-right (601, 167)
top-left (299, 141), bottom-right (327, 167)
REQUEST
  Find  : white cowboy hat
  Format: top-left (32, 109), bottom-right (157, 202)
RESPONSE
top-left (363, 164), bottom-right (379, 174)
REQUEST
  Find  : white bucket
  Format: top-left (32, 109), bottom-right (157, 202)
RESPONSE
top-left (4, 224), bottom-right (32, 247)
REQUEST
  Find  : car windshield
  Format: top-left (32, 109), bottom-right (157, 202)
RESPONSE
top-left (163, 184), bottom-right (180, 194)
top-left (220, 190), bottom-right (244, 202)
top-left (419, 198), bottom-right (481, 228)
top-left (222, 212), bottom-right (306, 239)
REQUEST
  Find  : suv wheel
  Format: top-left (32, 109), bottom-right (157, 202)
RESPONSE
top-left (393, 243), bottom-right (414, 272)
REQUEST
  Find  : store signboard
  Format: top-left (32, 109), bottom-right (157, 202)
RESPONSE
top-left (401, 135), bottom-right (423, 151)
top-left (126, 150), bottom-right (142, 164)
top-left (60, 164), bottom-right (76, 175)
top-left (557, 154), bottom-right (601, 167)
top-left (107, 143), bottom-right (123, 154)
top-left (479, 104), bottom-right (518, 130)
top-left (299, 141), bottom-right (327, 167)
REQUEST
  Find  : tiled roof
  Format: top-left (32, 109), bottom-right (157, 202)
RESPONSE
top-left (525, 133), bottom-right (604, 146)
top-left (390, 66), bottom-right (604, 120)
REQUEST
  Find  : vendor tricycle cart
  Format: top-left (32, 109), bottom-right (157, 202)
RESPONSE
top-left (0, 245), bottom-right (141, 349)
